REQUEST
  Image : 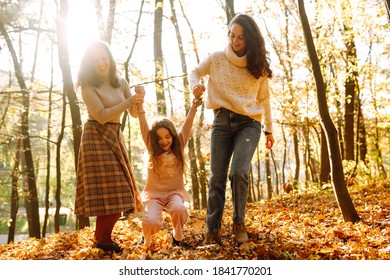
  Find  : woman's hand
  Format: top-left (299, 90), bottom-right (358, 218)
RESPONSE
top-left (192, 84), bottom-right (206, 99)
top-left (265, 133), bottom-right (274, 149)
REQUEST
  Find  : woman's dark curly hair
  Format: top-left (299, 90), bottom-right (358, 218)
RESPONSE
top-left (228, 14), bottom-right (273, 79)
top-left (76, 41), bottom-right (120, 89)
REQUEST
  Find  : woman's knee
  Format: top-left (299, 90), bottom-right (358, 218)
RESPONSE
top-left (229, 167), bottom-right (249, 182)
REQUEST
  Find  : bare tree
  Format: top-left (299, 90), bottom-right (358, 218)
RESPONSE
top-left (225, 0), bottom-right (235, 24)
top-left (42, 37), bottom-right (55, 237)
top-left (122, 0), bottom-right (145, 133)
top-left (0, 20), bottom-right (41, 239)
top-left (154, 0), bottom-right (166, 114)
top-left (265, 150), bottom-right (272, 199)
top-left (95, 0), bottom-right (116, 44)
top-left (54, 85), bottom-right (66, 233)
top-left (178, 0), bottom-right (208, 208)
top-left (342, 2), bottom-right (359, 162)
top-left (30, 0), bottom-right (44, 83)
top-left (298, 0), bottom-right (359, 222)
top-left (168, 0), bottom-right (201, 209)
top-left (7, 137), bottom-right (22, 243)
top-left (56, 0), bottom-right (87, 228)
top-left (385, 0), bottom-right (390, 23)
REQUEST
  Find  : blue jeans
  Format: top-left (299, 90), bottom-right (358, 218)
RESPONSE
top-left (207, 108), bottom-right (261, 232)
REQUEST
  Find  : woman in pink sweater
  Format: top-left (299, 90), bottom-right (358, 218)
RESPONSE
top-left (136, 95), bottom-right (202, 248)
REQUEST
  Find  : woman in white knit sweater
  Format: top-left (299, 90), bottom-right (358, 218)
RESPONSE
top-left (190, 13), bottom-right (275, 245)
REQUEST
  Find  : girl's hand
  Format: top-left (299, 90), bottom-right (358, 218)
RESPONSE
top-left (192, 84), bottom-right (205, 98)
top-left (132, 86), bottom-right (145, 106)
top-left (134, 85), bottom-right (145, 95)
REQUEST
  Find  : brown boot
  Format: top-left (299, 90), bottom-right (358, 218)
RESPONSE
top-left (233, 223), bottom-right (248, 244)
top-left (203, 231), bottom-right (222, 245)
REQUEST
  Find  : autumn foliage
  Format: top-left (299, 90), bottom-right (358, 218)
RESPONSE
top-left (1, 182), bottom-right (390, 260)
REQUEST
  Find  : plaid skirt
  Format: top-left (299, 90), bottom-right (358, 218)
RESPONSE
top-left (75, 120), bottom-right (144, 217)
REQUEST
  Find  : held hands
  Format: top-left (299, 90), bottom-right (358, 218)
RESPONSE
top-left (132, 85), bottom-right (145, 107)
top-left (192, 84), bottom-right (206, 99)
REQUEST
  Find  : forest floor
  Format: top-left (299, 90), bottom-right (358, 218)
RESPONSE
top-left (1, 181), bottom-right (390, 260)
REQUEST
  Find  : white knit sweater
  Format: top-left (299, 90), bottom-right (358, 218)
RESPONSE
top-left (189, 43), bottom-right (273, 133)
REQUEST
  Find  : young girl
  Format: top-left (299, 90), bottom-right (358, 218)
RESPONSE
top-left (136, 92), bottom-right (202, 247)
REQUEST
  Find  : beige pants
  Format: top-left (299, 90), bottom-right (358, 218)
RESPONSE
top-left (142, 194), bottom-right (188, 247)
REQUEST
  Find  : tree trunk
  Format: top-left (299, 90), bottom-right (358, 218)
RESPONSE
top-left (154, 0), bottom-right (166, 114)
top-left (357, 97), bottom-right (367, 163)
top-left (95, 0), bottom-right (116, 44)
top-left (55, 87), bottom-right (66, 233)
top-left (42, 75), bottom-right (53, 238)
top-left (106, 0), bottom-right (116, 43)
top-left (266, 150), bottom-right (272, 200)
top-left (298, 0), bottom-right (359, 222)
top-left (343, 22), bottom-right (358, 161)
top-left (169, 0), bottom-right (201, 209)
top-left (372, 92), bottom-right (387, 180)
top-left (293, 131), bottom-right (300, 183)
top-left (281, 125), bottom-right (287, 184)
top-left (123, 0), bottom-right (145, 82)
top-left (8, 136), bottom-right (22, 244)
top-left (0, 20), bottom-right (41, 239)
top-left (248, 166), bottom-right (253, 203)
top-left (319, 128), bottom-right (330, 184)
top-left (385, 0), bottom-right (390, 23)
top-left (270, 149), bottom-right (279, 196)
top-left (56, 0), bottom-right (88, 228)
top-left (30, 0), bottom-right (44, 83)
top-left (225, 0), bottom-right (235, 24)
top-left (178, 0), bottom-right (208, 208)
top-left (256, 146), bottom-right (262, 200)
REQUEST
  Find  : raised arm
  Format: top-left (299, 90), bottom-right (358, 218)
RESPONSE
top-left (179, 98), bottom-right (202, 146)
top-left (137, 102), bottom-right (149, 146)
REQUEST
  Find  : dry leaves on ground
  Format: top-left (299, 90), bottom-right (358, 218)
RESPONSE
top-left (1, 181), bottom-right (390, 260)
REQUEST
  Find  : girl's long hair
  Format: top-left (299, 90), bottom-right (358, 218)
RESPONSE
top-left (148, 118), bottom-right (185, 173)
top-left (228, 14), bottom-right (273, 79)
top-left (76, 41), bottom-right (120, 89)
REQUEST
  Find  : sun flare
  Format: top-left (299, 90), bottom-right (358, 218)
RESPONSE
top-left (67, 1), bottom-right (100, 73)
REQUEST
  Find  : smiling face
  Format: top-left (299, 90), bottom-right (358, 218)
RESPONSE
top-left (229, 23), bottom-right (246, 57)
top-left (156, 127), bottom-right (173, 152)
top-left (93, 46), bottom-right (111, 79)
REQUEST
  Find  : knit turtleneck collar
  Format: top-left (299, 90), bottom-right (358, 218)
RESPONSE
top-left (225, 43), bottom-right (247, 68)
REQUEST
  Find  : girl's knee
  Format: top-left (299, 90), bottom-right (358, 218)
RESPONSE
top-left (142, 214), bottom-right (162, 229)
